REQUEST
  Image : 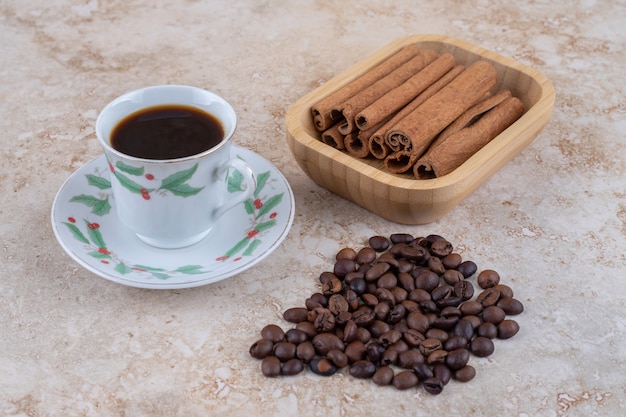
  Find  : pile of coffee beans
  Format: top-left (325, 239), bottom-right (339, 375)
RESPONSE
top-left (249, 234), bottom-right (523, 394)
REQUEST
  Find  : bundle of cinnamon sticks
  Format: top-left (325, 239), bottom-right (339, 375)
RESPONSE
top-left (310, 44), bottom-right (525, 179)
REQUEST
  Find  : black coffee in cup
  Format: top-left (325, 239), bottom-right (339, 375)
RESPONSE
top-left (111, 105), bottom-right (224, 160)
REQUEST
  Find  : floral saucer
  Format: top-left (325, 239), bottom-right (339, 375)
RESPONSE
top-left (51, 145), bottom-right (295, 289)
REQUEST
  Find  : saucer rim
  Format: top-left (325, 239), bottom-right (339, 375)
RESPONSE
top-left (50, 145), bottom-right (295, 289)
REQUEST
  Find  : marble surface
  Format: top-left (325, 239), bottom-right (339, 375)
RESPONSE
top-left (1, 0), bottom-right (625, 416)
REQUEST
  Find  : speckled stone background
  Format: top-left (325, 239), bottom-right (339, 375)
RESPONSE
top-left (1, 1), bottom-right (625, 416)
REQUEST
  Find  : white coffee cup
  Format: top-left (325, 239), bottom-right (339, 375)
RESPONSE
top-left (95, 85), bottom-right (256, 249)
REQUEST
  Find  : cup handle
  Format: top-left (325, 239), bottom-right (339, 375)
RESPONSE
top-left (213, 158), bottom-right (257, 220)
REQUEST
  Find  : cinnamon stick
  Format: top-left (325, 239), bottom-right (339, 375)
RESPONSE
top-left (355, 53), bottom-right (456, 131)
top-left (414, 96), bottom-right (525, 179)
top-left (345, 132), bottom-right (371, 159)
top-left (369, 65), bottom-right (465, 159)
top-left (432, 89), bottom-right (512, 147)
top-left (384, 60), bottom-right (498, 173)
top-left (321, 124), bottom-right (346, 150)
top-left (310, 44), bottom-right (423, 132)
top-left (336, 49), bottom-right (439, 135)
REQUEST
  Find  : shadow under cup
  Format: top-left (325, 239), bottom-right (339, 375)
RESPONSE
top-left (95, 85), bottom-right (255, 249)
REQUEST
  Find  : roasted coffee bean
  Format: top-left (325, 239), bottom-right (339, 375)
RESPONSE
top-left (471, 336), bottom-right (495, 357)
top-left (454, 280), bottom-right (475, 300)
top-left (318, 271), bottom-right (336, 285)
top-left (361, 293), bottom-right (378, 307)
top-left (455, 365), bottom-right (476, 382)
top-left (261, 324), bottom-right (284, 343)
top-left (296, 341), bottom-right (316, 363)
top-left (401, 300), bottom-right (421, 314)
top-left (336, 247), bottom-right (357, 261)
top-left (373, 302), bottom-right (390, 321)
top-left (476, 322), bottom-right (498, 339)
top-left (403, 328), bottom-right (426, 347)
top-left (427, 349), bottom-right (448, 365)
top-left (281, 358), bottom-right (304, 376)
top-left (381, 347), bottom-right (398, 366)
top-left (496, 297), bottom-right (524, 315)
top-left (413, 270), bottom-right (440, 292)
top-left (430, 240), bottom-right (453, 257)
top-left (453, 319), bottom-right (475, 341)
top-left (390, 233), bottom-right (414, 244)
top-left (436, 296), bottom-right (462, 309)
top-left (343, 289), bottom-right (360, 310)
top-left (356, 327), bottom-right (372, 344)
top-left (366, 342), bottom-right (386, 364)
top-left (424, 328), bottom-right (449, 343)
top-left (368, 320), bottom-right (391, 338)
top-left (497, 319), bottom-right (520, 339)
top-left (392, 370), bottom-right (419, 390)
top-left (342, 319), bottom-right (358, 343)
top-left (432, 315), bottom-right (459, 330)
top-left (393, 321), bottom-right (409, 334)
top-left (399, 245), bottom-right (429, 263)
top-left (388, 304), bottom-right (406, 324)
top-left (365, 262), bottom-right (390, 282)
top-left (261, 356), bottom-right (282, 377)
top-left (273, 342), bottom-right (297, 361)
top-left (413, 362), bottom-right (434, 380)
top-left (457, 260), bottom-right (477, 278)
top-left (369, 235), bottom-right (390, 252)
top-left (352, 306), bottom-right (375, 326)
top-left (397, 349), bottom-right (424, 368)
top-left (343, 271), bottom-right (363, 284)
top-left (311, 308), bottom-right (335, 332)
top-left (309, 357), bottom-right (337, 376)
top-left (377, 272), bottom-right (397, 289)
top-left (390, 340), bottom-right (409, 354)
top-left (377, 252), bottom-right (400, 270)
top-left (391, 286), bottom-right (408, 304)
top-left (335, 311), bottom-right (352, 325)
top-left (432, 364), bottom-right (452, 385)
top-left (476, 288), bottom-right (501, 307)
top-left (445, 348), bottom-right (470, 370)
top-left (442, 269), bottom-right (463, 286)
top-left (389, 243), bottom-right (408, 257)
top-left (249, 339), bottom-right (274, 359)
top-left (372, 366), bottom-right (395, 386)
top-left (312, 333), bottom-right (344, 356)
top-left (333, 258), bottom-right (357, 278)
top-left (442, 253), bottom-right (462, 269)
top-left (420, 299), bottom-right (439, 313)
top-left (444, 335), bottom-right (468, 351)
top-left (482, 305), bottom-right (506, 324)
top-left (397, 258), bottom-right (415, 273)
top-left (407, 288), bottom-right (431, 303)
top-left (376, 287), bottom-right (396, 307)
top-left (349, 360), bottom-right (377, 378)
top-left (423, 377), bottom-right (444, 395)
top-left (463, 315), bottom-right (482, 330)
top-left (406, 311), bottom-right (430, 333)
top-left (477, 269), bottom-right (500, 289)
top-left (459, 300), bottom-right (483, 316)
top-left (328, 294), bottom-right (349, 315)
top-left (322, 276), bottom-right (343, 296)
top-left (494, 284), bottom-right (514, 299)
top-left (419, 338), bottom-right (443, 356)
top-left (305, 292), bottom-right (327, 310)
top-left (356, 246), bottom-right (377, 265)
top-left (379, 329), bottom-right (402, 347)
top-left (283, 307), bottom-right (309, 323)
top-left (295, 321), bottom-right (317, 338)
top-left (348, 277), bottom-right (367, 295)
top-left (344, 340), bottom-right (367, 363)
top-left (428, 256), bottom-right (445, 275)
top-left (431, 285), bottom-right (452, 302)
top-left (327, 349), bottom-right (349, 368)
top-left (397, 272), bottom-right (415, 291)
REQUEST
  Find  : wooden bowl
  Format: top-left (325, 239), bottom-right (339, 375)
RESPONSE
top-left (285, 34), bottom-right (555, 224)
